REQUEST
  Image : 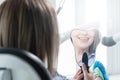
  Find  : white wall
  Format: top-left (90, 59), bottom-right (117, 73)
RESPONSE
top-left (107, 0), bottom-right (120, 75)
top-left (0, 0), bottom-right (4, 4)
top-left (49, 0), bottom-right (56, 8)
top-left (56, 0), bottom-right (76, 77)
top-left (75, 0), bottom-right (86, 25)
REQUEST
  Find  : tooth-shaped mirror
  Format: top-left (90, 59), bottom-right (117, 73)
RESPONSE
top-left (70, 24), bottom-right (100, 68)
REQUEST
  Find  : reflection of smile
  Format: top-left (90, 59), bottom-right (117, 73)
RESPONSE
top-left (78, 37), bottom-right (89, 42)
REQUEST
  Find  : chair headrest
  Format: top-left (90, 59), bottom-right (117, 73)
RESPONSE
top-left (0, 47), bottom-right (52, 80)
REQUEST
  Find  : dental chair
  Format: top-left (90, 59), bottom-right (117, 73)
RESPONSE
top-left (0, 47), bottom-right (52, 80)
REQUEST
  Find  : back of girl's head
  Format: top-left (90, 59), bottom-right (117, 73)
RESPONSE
top-left (0, 0), bottom-right (59, 75)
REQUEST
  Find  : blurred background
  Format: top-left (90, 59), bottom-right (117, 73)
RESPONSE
top-left (1, 0), bottom-right (120, 79)
top-left (51, 0), bottom-right (120, 80)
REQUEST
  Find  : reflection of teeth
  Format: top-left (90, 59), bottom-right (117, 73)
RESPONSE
top-left (79, 37), bottom-right (88, 40)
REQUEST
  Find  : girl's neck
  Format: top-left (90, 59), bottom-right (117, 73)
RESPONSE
top-left (75, 48), bottom-right (87, 55)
